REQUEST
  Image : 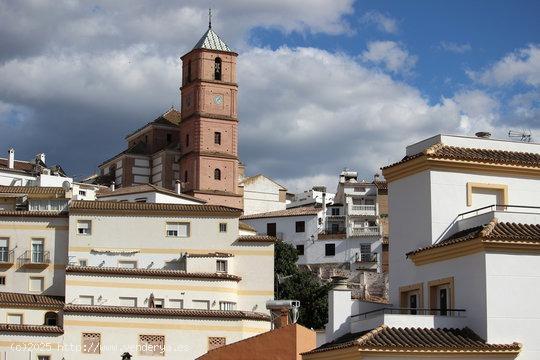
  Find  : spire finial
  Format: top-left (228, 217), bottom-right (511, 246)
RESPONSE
top-left (208, 8), bottom-right (212, 29)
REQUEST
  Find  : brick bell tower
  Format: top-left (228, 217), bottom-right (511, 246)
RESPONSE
top-left (179, 16), bottom-right (243, 208)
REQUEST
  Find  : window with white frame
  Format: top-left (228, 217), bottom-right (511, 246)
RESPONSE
top-left (219, 223), bottom-right (227, 233)
top-left (216, 260), bottom-right (228, 273)
top-left (166, 222), bottom-right (189, 237)
top-left (0, 238), bottom-right (9, 262)
top-left (77, 220), bottom-right (91, 235)
top-left (29, 277), bottom-right (44, 292)
top-left (219, 301), bottom-right (236, 310)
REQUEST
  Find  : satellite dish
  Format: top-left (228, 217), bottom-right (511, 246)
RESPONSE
top-left (62, 181), bottom-right (71, 191)
top-left (508, 129), bottom-right (532, 143)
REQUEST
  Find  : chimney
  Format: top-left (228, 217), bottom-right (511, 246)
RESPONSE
top-left (475, 131), bottom-right (491, 139)
top-left (326, 276), bottom-right (353, 342)
top-left (175, 180), bottom-right (182, 194)
top-left (276, 309), bottom-right (290, 329)
top-left (8, 148), bottom-right (14, 169)
top-left (374, 173), bottom-right (380, 181)
top-left (110, 182), bottom-right (115, 191)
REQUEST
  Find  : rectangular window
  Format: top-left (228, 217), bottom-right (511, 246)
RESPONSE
top-left (354, 187), bottom-right (366, 192)
top-left (119, 297), bottom-right (138, 307)
top-left (78, 259), bottom-right (88, 267)
top-left (139, 335), bottom-right (165, 356)
top-left (360, 244), bottom-right (372, 262)
top-left (192, 300), bottom-right (210, 310)
top-left (7, 314), bottom-right (22, 324)
top-left (154, 298), bottom-right (164, 308)
top-left (295, 221), bottom-right (305, 233)
top-left (216, 260), bottom-right (228, 273)
top-left (0, 238), bottom-right (9, 262)
top-left (166, 133), bottom-right (172, 144)
top-left (219, 301), bottom-right (236, 310)
top-left (0, 276), bottom-right (5, 285)
top-left (266, 223), bottom-right (276, 237)
top-left (166, 222), bottom-right (189, 237)
top-left (214, 132), bottom-right (222, 145)
top-left (325, 244), bottom-right (335, 256)
top-left (29, 277), bottom-right (44, 292)
top-left (169, 299), bottom-right (184, 309)
top-left (331, 208), bottom-right (340, 215)
top-left (208, 337), bottom-right (226, 351)
top-left (38, 356), bottom-right (51, 360)
top-left (399, 283), bottom-right (424, 315)
top-left (77, 220), bottom-right (91, 235)
top-left (78, 190), bottom-right (87, 196)
top-left (296, 245), bottom-right (305, 255)
top-left (118, 260), bottom-right (137, 269)
top-left (428, 277), bottom-right (454, 316)
top-left (82, 333), bottom-right (101, 354)
top-left (219, 223), bottom-right (227, 233)
top-left (31, 238), bottom-right (44, 263)
top-left (78, 295), bottom-right (94, 305)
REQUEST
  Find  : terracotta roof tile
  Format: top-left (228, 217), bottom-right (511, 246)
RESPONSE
top-left (304, 326), bottom-right (521, 354)
top-left (64, 305), bottom-right (270, 321)
top-left (0, 324), bottom-right (63, 334)
top-left (236, 235), bottom-right (277, 243)
top-left (69, 200), bottom-right (241, 215)
top-left (0, 158), bottom-right (34, 173)
top-left (407, 219), bottom-right (540, 257)
top-left (96, 184), bottom-right (206, 203)
top-left (0, 292), bottom-right (64, 309)
top-left (383, 143), bottom-right (540, 170)
top-left (186, 252), bottom-right (234, 258)
top-left (0, 211), bottom-right (67, 217)
top-left (0, 186), bottom-right (65, 197)
top-left (66, 266), bottom-right (241, 281)
top-left (239, 221), bottom-right (256, 232)
top-left (240, 207), bottom-right (319, 220)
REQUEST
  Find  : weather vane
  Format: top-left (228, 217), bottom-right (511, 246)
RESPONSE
top-left (209, 8), bottom-right (212, 29)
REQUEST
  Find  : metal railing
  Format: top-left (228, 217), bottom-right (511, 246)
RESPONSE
top-left (352, 307), bottom-right (466, 319)
top-left (457, 204), bottom-right (540, 220)
top-left (350, 226), bottom-right (380, 236)
top-left (0, 249), bottom-right (14, 263)
top-left (17, 250), bottom-right (50, 266)
top-left (350, 205), bottom-right (377, 215)
top-left (357, 253), bottom-right (377, 263)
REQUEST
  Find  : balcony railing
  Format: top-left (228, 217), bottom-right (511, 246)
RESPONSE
top-left (0, 249), bottom-right (14, 264)
top-left (352, 307), bottom-right (466, 319)
top-left (349, 204), bottom-right (376, 216)
top-left (457, 204), bottom-right (540, 220)
top-left (350, 226), bottom-right (380, 236)
top-left (17, 250), bottom-right (50, 267)
top-left (357, 253), bottom-right (377, 263)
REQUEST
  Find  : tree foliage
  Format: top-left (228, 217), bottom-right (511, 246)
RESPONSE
top-left (274, 241), bottom-right (332, 329)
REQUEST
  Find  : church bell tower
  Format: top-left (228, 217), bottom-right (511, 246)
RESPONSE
top-left (179, 15), bottom-right (243, 208)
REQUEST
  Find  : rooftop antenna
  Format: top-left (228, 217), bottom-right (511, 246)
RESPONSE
top-left (508, 129), bottom-right (532, 143)
top-left (208, 8), bottom-right (212, 29)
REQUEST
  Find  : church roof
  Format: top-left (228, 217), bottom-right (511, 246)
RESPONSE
top-left (193, 27), bottom-right (232, 52)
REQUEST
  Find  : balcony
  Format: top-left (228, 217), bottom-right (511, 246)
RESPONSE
top-left (17, 250), bottom-right (50, 268)
top-left (0, 249), bottom-right (14, 268)
top-left (349, 204), bottom-right (377, 216)
top-left (350, 226), bottom-right (380, 237)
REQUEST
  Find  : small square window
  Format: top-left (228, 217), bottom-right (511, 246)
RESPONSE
top-left (166, 222), bottom-right (189, 237)
top-left (296, 245), bottom-right (304, 256)
top-left (295, 221), bottom-right (305, 233)
top-left (78, 190), bottom-right (86, 196)
top-left (216, 260), bottom-right (228, 273)
top-left (208, 337), bottom-right (226, 351)
top-left (325, 244), bottom-right (335, 256)
top-left (214, 132), bottom-right (222, 145)
top-left (29, 277), bottom-right (44, 292)
top-left (219, 301), bottom-right (236, 310)
top-left (0, 276), bottom-right (5, 285)
top-left (219, 223), bottom-right (227, 233)
top-left (77, 220), bottom-right (91, 235)
top-left (7, 314), bottom-right (22, 324)
top-left (154, 298), bottom-right (164, 308)
top-left (78, 259), bottom-right (88, 267)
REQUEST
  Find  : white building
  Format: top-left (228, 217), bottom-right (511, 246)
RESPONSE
top-left (306, 134), bottom-right (539, 359)
top-left (95, 183), bottom-right (206, 204)
top-left (287, 186), bottom-right (335, 209)
top-left (240, 174), bottom-right (287, 215)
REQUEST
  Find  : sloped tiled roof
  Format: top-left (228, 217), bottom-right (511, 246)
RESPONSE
top-left (0, 211), bottom-right (67, 217)
top-left (66, 266), bottom-right (241, 281)
top-left (0, 324), bottom-right (63, 334)
top-left (193, 28), bottom-right (232, 52)
top-left (96, 184), bottom-right (206, 203)
top-left (236, 235), bottom-right (277, 243)
top-left (0, 292), bottom-right (64, 309)
top-left (240, 207), bottom-right (320, 220)
top-left (69, 200), bottom-right (241, 215)
top-left (407, 219), bottom-right (540, 257)
top-left (303, 325), bottom-right (521, 354)
top-left (125, 108), bottom-right (181, 140)
top-left (64, 305), bottom-right (270, 321)
top-left (0, 158), bottom-right (34, 173)
top-left (239, 221), bottom-right (256, 232)
top-left (0, 186), bottom-right (65, 197)
top-left (383, 143), bottom-right (540, 171)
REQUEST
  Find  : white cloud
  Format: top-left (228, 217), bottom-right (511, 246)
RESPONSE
top-left (360, 10), bottom-right (399, 34)
top-left (469, 44), bottom-right (540, 86)
top-left (361, 41), bottom-right (417, 74)
top-left (439, 41), bottom-right (472, 54)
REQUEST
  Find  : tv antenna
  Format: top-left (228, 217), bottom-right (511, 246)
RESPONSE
top-left (508, 129), bottom-right (533, 143)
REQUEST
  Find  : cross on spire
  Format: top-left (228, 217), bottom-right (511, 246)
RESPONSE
top-left (208, 8), bottom-right (212, 29)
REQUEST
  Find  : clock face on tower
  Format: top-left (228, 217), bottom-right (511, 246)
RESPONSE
top-left (213, 94), bottom-right (224, 105)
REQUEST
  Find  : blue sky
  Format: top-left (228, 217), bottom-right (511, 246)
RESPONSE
top-left (0, 1), bottom-right (538, 191)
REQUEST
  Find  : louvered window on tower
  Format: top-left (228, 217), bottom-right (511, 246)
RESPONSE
top-left (208, 337), bottom-right (226, 351)
top-left (139, 335), bottom-right (165, 356)
top-left (214, 57), bottom-right (222, 80)
top-left (214, 168), bottom-right (221, 180)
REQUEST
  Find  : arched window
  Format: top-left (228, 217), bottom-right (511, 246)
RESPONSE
top-left (184, 170), bottom-right (188, 183)
top-left (214, 168), bottom-right (221, 180)
top-left (187, 60), bottom-right (192, 83)
top-left (214, 57), bottom-right (222, 81)
top-left (44, 312), bottom-right (58, 326)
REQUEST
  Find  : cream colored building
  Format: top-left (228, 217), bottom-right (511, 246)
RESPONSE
top-left (240, 174), bottom-right (287, 215)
